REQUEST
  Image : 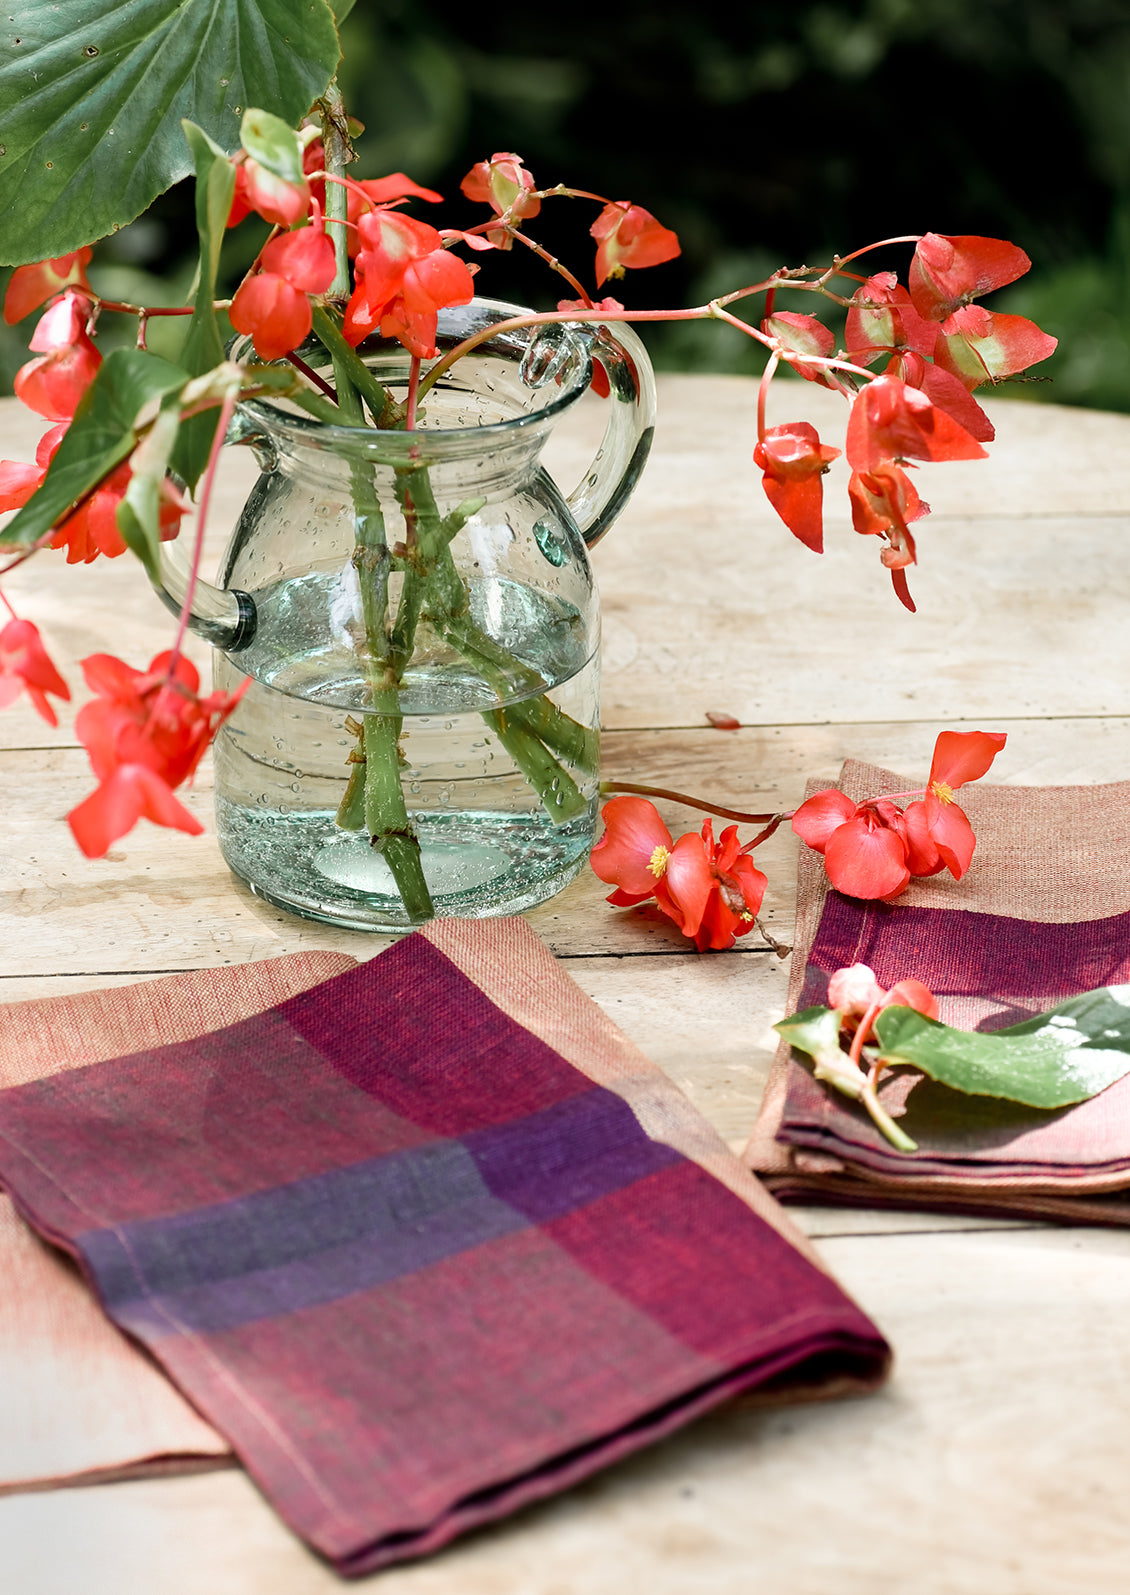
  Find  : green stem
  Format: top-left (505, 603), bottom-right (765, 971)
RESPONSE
top-left (311, 304), bottom-right (392, 422)
top-left (485, 708), bottom-right (588, 823)
top-left (318, 84), bottom-right (352, 297)
top-left (861, 1083), bottom-right (918, 1153)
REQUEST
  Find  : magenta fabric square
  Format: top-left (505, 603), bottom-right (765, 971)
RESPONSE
top-left (0, 925), bottom-right (888, 1574)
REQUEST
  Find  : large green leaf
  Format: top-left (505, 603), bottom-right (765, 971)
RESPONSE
top-left (874, 985), bottom-right (1130, 1108)
top-left (0, 0), bottom-right (341, 265)
top-left (0, 348), bottom-right (187, 548)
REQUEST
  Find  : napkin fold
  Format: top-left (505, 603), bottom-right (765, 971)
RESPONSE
top-left (0, 951), bottom-right (357, 1494)
top-left (0, 917), bottom-right (889, 1575)
top-left (745, 761), bottom-right (1130, 1222)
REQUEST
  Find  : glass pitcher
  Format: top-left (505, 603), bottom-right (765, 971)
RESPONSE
top-left (156, 299), bottom-right (655, 930)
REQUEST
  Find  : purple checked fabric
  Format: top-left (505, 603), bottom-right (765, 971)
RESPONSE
top-left (0, 926), bottom-right (887, 1575)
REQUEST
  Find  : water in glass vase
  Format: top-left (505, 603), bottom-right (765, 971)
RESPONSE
top-left (211, 575), bottom-right (600, 931)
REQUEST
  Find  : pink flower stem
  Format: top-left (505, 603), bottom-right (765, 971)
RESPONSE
top-left (0, 586), bottom-right (19, 621)
top-left (849, 1001), bottom-right (885, 1069)
top-left (757, 351), bottom-right (780, 442)
top-left (404, 355), bottom-right (422, 430)
top-left (599, 778), bottom-right (787, 825)
top-left (416, 305), bottom-right (766, 403)
top-left (506, 228), bottom-right (592, 304)
top-left (162, 389), bottom-right (238, 687)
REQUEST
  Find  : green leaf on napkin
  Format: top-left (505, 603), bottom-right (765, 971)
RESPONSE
top-left (874, 986), bottom-right (1130, 1108)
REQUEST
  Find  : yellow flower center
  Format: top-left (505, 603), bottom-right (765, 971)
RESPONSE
top-left (930, 780), bottom-right (955, 805)
top-left (647, 844), bottom-right (670, 878)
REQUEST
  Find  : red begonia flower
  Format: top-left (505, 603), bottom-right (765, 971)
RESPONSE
top-left (13, 291), bottom-right (101, 420)
top-left (664, 819), bottom-right (768, 951)
top-left (932, 304), bottom-right (1058, 391)
top-left (846, 374), bottom-right (989, 473)
top-left (230, 225), bottom-right (337, 362)
top-left (845, 274), bottom-right (937, 366)
top-left (591, 202), bottom-right (680, 287)
top-left (827, 963), bottom-right (938, 1021)
top-left (4, 249), bottom-right (94, 325)
top-left (590, 797), bottom-right (766, 951)
top-left (226, 157), bottom-right (310, 229)
top-left (793, 793), bottom-right (916, 898)
top-left (762, 311), bottom-right (838, 388)
top-left (343, 174), bottom-right (445, 255)
top-left (754, 422), bottom-right (841, 553)
top-left (344, 209), bottom-right (475, 356)
top-left (0, 618), bottom-right (70, 727)
top-left (49, 458), bottom-right (187, 565)
top-left (793, 731), bottom-right (1007, 898)
top-left (848, 460), bottom-right (929, 609)
top-left (821, 799), bottom-right (911, 901)
top-left (460, 153), bottom-right (541, 224)
top-left (883, 349), bottom-right (995, 442)
top-left (908, 233), bottom-right (1032, 322)
top-left (67, 650), bottom-right (248, 856)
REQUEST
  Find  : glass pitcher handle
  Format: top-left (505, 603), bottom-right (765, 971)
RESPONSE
top-left (565, 320), bottom-right (656, 549)
top-left (150, 408), bottom-right (265, 652)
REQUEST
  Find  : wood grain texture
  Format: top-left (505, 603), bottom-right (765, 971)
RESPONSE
top-left (4, 384), bottom-right (1130, 1593)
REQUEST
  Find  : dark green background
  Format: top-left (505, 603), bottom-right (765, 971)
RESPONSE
top-left (5, 0), bottom-right (1130, 408)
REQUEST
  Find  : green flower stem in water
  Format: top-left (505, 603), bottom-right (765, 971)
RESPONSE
top-left (311, 305), bottom-right (392, 424)
top-left (335, 447), bottom-right (433, 919)
top-left (484, 707), bottom-right (589, 823)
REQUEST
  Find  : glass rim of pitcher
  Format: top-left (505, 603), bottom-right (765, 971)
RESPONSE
top-left (228, 297), bottom-right (603, 453)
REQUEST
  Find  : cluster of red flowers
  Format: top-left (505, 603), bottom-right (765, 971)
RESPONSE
top-left (590, 796), bottom-right (768, 951)
top-left (66, 652), bottom-right (248, 858)
top-left (227, 144), bottom-right (679, 365)
top-left (792, 729), bottom-right (1007, 900)
top-left (753, 235), bottom-right (1057, 610)
top-left (591, 730), bottom-right (1005, 950)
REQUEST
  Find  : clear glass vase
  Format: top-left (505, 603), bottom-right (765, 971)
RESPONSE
top-left (156, 300), bottom-right (655, 930)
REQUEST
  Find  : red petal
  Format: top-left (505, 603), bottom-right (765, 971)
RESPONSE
top-left (229, 274), bottom-right (312, 361)
top-left (824, 817), bottom-right (911, 900)
top-left (791, 789), bottom-right (856, 852)
top-left (933, 307), bottom-right (1058, 389)
top-left (760, 471), bottom-right (825, 554)
top-left (589, 796), bottom-right (674, 896)
top-left (882, 978), bottom-right (939, 1020)
top-left (925, 793), bottom-right (977, 878)
top-left (358, 174), bottom-right (443, 205)
top-left (902, 799), bottom-right (945, 876)
top-left (928, 729), bottom-right (1007, 791)
top-left (908, 234), bottom-right (1031, 320)
top-left (0, 459), bottom-right (44, 511)
top-left (261, 227), bottom-right (337, 294)
top-left (846, 375), bottom-right (988, 471)
top-left (661, 832), bottom-right (717, 939)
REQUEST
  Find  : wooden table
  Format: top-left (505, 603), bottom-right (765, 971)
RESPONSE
top-left (2, 377), bottom-right (1129, 1593)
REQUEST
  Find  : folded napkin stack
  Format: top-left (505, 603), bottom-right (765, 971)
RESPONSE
top-left (745, 761), bottom-right (1130, 1223)
top-left (0, 918), bottom-right (888, 1575)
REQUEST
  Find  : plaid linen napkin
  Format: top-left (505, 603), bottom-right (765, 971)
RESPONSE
top-left (0, 951), bottom-right (357, 1494)
top-left (0, 917), bottom-right (888, 1576)
top-left (745, 761), bottom-right (1130, 1223)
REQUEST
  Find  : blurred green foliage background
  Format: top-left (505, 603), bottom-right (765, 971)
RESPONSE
top-left (5, 0), bottom-right (1130, 408)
